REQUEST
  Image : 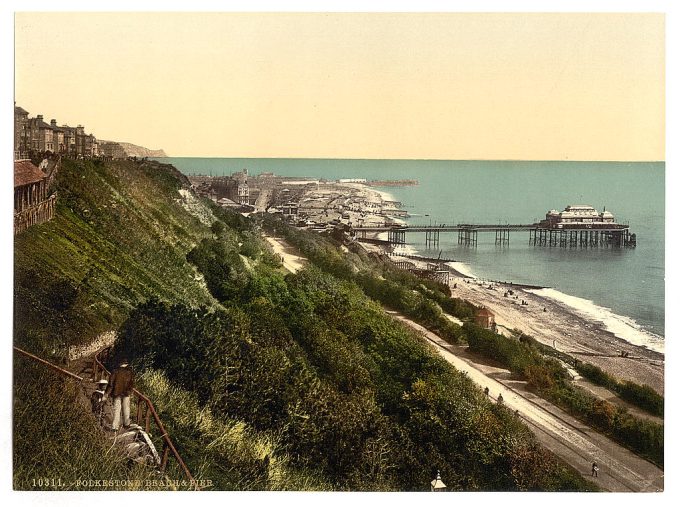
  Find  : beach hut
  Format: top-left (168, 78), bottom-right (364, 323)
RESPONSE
top-left (475, 307), bottom-right (496, 331)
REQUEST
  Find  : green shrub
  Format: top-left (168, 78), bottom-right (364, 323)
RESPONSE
top-left (575, 362), bottom-right (663, 417)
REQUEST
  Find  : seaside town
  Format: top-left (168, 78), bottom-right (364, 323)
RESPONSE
top-left (12, 12), bottom-right (666, 497)
top-left (13, 108), bottom-right (665, 492)
top-left (13, 104), bottom-right (166, 234)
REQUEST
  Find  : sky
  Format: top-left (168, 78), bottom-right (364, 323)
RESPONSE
top-left (14, 12), bottom-right (665, 158)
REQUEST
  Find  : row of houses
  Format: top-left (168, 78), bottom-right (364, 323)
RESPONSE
top-left (14, 104), bottom-right (130, 161)
top-left (191, 169), bottom-right (253, 207)
top-left (14, 104), bottom-right (102, 159)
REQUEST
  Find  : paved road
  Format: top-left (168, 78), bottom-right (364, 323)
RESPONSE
top-left (265, 232), bottom-right (663, 492)
top-left (390, 313), bottom-right (663, 492)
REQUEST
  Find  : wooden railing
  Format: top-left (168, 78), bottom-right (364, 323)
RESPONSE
top-left (93, 347), bottom-right (199, 489)
top-left (14, 193), bottom-right (57, 235)
top-left (14, 346), bottom-right (200, 490)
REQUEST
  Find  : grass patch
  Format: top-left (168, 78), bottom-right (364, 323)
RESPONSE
top-left (13, 356), bottom-right (162, 490)
top-left (137, 369), bottom-right (330, 490)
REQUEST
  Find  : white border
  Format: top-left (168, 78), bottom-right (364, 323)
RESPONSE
top-left (2, 3), bottom-right (676, 507)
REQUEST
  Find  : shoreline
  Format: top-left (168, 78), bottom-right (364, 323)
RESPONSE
top-left (290, 180), bottom-right (664, 394)
top-left (428, 256), bottom-right (664, 393)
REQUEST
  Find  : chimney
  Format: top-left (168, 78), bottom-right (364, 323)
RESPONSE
top-left (50, 119), bottom-right (57, 127)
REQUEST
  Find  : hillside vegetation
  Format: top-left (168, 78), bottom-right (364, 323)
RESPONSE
top-left (14, 158), bottom-right (595, 491)
top-left (14, 158), bottom-right (215, 360)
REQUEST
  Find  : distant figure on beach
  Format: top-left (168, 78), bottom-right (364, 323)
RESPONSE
top-left (591, 462), bottom-right (599, 477)
top-left (497, 393), bottom-right (504, 404)
top-left (484, 387), bottom-right (489, 396)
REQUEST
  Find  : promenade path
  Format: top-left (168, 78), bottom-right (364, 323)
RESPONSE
top-left (389, 313), bottom-right (663, 492)
top-left (265, 233), bottom-right (663, 492)
top-left (264, 235), bottom-right (307, 273)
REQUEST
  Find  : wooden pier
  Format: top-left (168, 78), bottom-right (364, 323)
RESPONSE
top-left (529, 227), bottom-right (636, 248)
top-left (352, 223), bottom-right (636, 248)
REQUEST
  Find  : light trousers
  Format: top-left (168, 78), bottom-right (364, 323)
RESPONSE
top-left (112, 395), bottom-right (131, 430)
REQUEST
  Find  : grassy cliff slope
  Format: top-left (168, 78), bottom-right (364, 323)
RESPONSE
top-left (14, 158), bottom-right (216, 359)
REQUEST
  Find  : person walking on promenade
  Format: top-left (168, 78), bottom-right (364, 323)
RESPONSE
top-left (105, 357), bottom-right (135, 432)
top-left (591, 462), bottom-right (599, 477)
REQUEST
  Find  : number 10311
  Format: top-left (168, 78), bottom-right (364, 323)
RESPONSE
top-left (32, 477), bottom-right (64, 488)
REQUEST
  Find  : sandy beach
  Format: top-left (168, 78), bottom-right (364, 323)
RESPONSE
top-left (436, 264), bottom-right (664, 394)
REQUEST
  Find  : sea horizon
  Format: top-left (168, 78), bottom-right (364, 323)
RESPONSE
top-left (156, 156), bottom-right (665, 164)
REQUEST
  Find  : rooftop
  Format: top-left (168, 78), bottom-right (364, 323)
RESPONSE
top-left (14, 160), bottom-right (46, 188)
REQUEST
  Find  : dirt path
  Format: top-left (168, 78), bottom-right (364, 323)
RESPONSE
top-left (264, 235), bottom-right (308, 273)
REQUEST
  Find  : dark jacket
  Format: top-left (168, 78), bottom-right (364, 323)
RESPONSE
top-left (106, 365), bottom-right (134, 397)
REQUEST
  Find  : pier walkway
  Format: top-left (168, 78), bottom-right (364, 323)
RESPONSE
top-left (352, 223), bottom-right (635, 248)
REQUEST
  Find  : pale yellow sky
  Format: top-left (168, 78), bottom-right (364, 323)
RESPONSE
top-left (14, 12), bottom-right (664, 160)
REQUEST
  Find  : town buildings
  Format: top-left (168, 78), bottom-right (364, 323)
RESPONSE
top-left (14, 104), bottom-right (99, 159)
top-left (190, 169), bottom-right (254, 209)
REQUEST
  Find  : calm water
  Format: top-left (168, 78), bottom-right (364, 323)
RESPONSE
top-left (158, 158), bottom-right (665, 347)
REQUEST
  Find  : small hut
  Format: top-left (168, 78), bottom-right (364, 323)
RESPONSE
top-left (475, 307), bottom-right (496, 332)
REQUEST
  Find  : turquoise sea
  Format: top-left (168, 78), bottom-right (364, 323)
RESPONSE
top-left (158, 158), bottom-right (665, 351)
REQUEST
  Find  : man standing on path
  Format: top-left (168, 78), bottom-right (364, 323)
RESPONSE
top-left (592, 462), bottom-right (599, 478)
top-left (105, 358), bottom-right (135, 432)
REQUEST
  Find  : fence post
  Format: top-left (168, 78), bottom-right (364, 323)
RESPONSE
top-left (136, 395), bottom-right (143, 424)
top-left (160, 445), bottom-right (170, 473)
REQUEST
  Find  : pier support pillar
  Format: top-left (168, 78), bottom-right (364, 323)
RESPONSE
top-left (388, 228), bottom-right (406, 245)
top-left (495, 228), bottom-right (510, 246)
top-left (425, 229), bottom-right (440, 249)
